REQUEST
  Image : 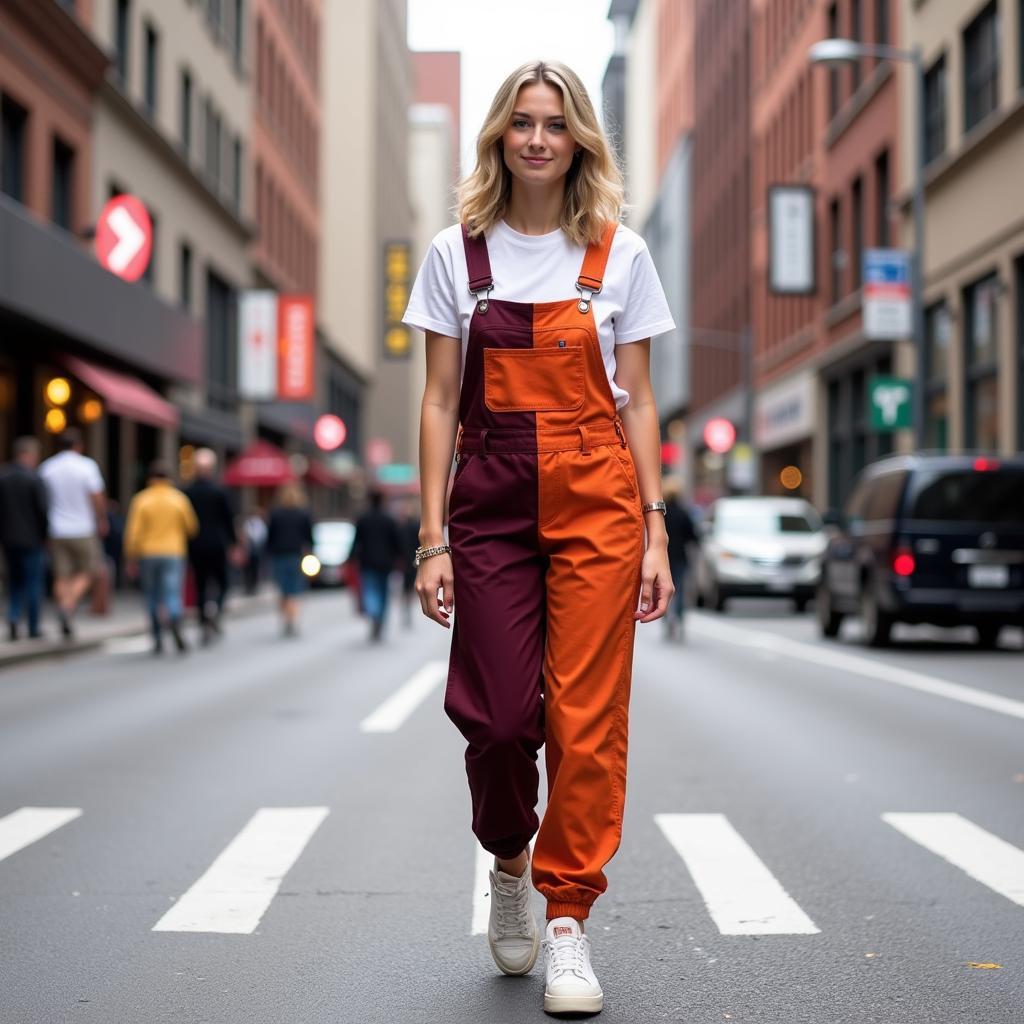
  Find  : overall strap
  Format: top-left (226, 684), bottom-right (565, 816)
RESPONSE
top-left (461, 224), bottom-right (493, 312)
top-left (575, 221), bottom-right (618, 313)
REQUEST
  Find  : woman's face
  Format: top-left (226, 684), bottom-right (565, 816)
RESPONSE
top-left (501, 81), bottom-right (578, 188)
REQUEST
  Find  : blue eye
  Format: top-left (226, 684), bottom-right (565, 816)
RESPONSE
top-left (512, 119), bottom-right (529, 129)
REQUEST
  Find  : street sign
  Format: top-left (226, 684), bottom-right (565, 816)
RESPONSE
top-left (376, 463), bottom-right (416, 485)
top-left (383, 241), bottom-right (412, 359)
top-left (277, 295), bottom-right (315, 401)
top-left (238, 291), bottom-right (279, 400)
top-left (869, 376), bottom-right (913, 431)
top-left (768, 185), bottom-right (815, 294)
top-left (863, 249), bottom-right (912, 340)
top-left (365, 438), bottom-right (393, 466)
top-left (95, 194), bottom-right (152, 282)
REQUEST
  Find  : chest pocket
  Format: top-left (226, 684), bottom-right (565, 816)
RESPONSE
top-left (483, 346), bottom-right (585, 413)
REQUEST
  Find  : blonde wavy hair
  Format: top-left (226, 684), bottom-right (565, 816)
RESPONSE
top-left (456, 61), bottom-right (624, 247)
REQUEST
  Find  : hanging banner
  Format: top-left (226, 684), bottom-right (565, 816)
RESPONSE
top-left (238, 291), bottom-right (279, 400)
top-left (383, 241), bottom-right (412, 359)
top-left (863, 249), bottom-right (912, 340)
top-left (277, 295), bottom-right (315, 401)
top-left (768, 185), bottom-right (816, 295)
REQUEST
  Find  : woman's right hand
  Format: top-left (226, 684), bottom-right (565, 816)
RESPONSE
top-left (416, 553), bottom-right (454, 628)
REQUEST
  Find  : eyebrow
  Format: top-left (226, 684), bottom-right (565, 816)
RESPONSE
top-left (511, 111), bottom-right (566, 120)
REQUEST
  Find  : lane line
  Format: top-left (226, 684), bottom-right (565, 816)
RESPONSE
top-left (359, 661), bottom-right (448, 733)
top-left (655, 813), bottom-right (820, 935)
top-left (152, 807), bottom-right (329, 934)
top-left (882, 812), bottom-right (1024, 908)
top-left (688, 614), bottom-right (1024, 722)
top-left (0, 807), bottom-right (82, 863)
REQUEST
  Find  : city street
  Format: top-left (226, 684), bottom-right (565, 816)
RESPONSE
top-left (1, 593), bottom-right (1021, 1024)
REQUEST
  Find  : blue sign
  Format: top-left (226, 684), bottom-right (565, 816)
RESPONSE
top-left (863, 248), bottom-right (912, 340)
top-left (863, 248), bottom-right (910, 286)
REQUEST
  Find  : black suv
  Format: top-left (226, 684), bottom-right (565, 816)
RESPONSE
top-left (818, 454), bottom-right (1024, 648)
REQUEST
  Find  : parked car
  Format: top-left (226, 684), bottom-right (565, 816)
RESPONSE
top-left (817, 454), bottom-right (1024, 648)
top-left (695, 497), bottom-right (827, 612)
top-left (303, 519), bottom-right (356, 588)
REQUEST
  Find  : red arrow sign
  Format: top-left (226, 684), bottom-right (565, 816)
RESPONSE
top-left (95, 194), bottom-right (153, 282)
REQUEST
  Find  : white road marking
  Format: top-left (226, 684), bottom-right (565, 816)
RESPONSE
top-left (655, 813), bottom-right (820, 935)
top-left (102, 636), bottom-right (155, 655)
top-left (0, 807), bottom-right (82, 863)
top-left (359, 661), bottom-right (448, 733)
top-left (688, 614), bottom-right (1024, 722)
top-left (152, 807), bottom-right (329, 934)
top-left (882, 812), bottom-right (1024, 908)
top-left (471, 840), bottom-right (536, 936)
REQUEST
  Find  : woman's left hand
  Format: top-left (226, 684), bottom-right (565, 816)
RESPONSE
top-left (635, 543), bottom-right (674, 623)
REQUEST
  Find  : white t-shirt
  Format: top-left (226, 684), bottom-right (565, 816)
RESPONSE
top-left (39, 450), bottom-right (105, 539)
top-left (402, 220), bottom-right (675, 410)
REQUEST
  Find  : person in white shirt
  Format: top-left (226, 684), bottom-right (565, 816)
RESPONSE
top-left (38, 429), bottom-right (108, 638)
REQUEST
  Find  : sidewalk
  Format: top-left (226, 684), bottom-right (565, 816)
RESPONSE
top-left (0, 586), bottom-right (277, 670)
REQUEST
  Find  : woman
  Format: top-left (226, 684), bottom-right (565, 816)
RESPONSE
top-left (266, 482), bottom-right (313, 637)
top-left (403, 61), bottom-right (675, 1015)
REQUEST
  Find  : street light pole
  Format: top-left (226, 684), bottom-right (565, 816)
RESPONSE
top-left (809, 39), bottom-right (928, 450)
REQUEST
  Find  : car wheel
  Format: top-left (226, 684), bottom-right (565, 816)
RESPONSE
top-left (794, 597), bottom-right (810, 614)
top-left (708, 579), bottom-right (727, 613)
top-left (976, 623), bottom-right (1002, 650)
top-left (861, 582), bottom-right (893, 647)
top-left (817, 583), bottom-right (843, 639)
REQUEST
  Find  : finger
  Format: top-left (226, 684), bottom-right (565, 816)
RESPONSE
top-left (442, 573), bottom-right (454, 617)
top-left (639, 577), bottom-right (674, 623)
top-left (635, 576), bottom-right (655, 619)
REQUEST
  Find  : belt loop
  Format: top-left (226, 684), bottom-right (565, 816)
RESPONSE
top-left (578, 424), bottom-right (592, 455)
top-left (479, 428), bottom-right (489, 460)
top-left (614, 417), bottom-right (627, 448)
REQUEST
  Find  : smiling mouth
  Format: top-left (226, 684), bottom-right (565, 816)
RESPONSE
top-left (522, 156), bottom-right (551, 163)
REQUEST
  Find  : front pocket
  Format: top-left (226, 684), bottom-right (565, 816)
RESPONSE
top-left (610, 445), bottom-right (638, 501)
top-left (483, 347), bottom-right (585, 413)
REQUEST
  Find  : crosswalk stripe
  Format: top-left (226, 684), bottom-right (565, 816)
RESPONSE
top-left (0, 807), bottom-right (82, 864)
top-left (152, 807), bottom-right (329, 934)
top-left (655, 813), bottom-right (820, 935)
top-left (882, 812), bottom-right (1024, 908)
top-left (359, 661), bottom-right (447, 733)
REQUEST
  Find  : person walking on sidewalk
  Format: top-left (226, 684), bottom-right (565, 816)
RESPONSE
top-left (395, 498), bottom-right (421, 629)
top-left (124, 460), bottom-right (198, 655)
top-left (266, 483), bottom-right (314, 637)
top-left (404, 60), bottom-right (675, 1015)
top-left (0, 437), bottom-right (49, 641)
top-left (663, 480), bottom-right (698, 642)
top-left (349, 490), bottom-right (402, 643)
top-left (184, 448), bottom-right (238, 644)
top-left (38, 429), bottom-right (107, 639)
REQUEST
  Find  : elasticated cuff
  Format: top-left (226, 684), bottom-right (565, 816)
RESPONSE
top-left (546, 901), bottom-right (593, 921)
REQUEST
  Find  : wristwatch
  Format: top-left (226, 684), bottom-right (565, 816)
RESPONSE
top-left (414, 543), bottom-right (451, 567)
top-left (642, 501), bottom-right (667, 516)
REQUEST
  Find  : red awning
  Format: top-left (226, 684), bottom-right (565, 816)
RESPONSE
top-left (223, 439), bottom-right (296, 487)
top-left (305, 459), bottom-right (342, 488)
top-left (63, 354), bottom-right (179, 430)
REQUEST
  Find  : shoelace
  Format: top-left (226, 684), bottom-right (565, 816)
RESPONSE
top-left (492, 879), bottom-right (533, 935)
top-left (545, 934), bottom-right (589, 979)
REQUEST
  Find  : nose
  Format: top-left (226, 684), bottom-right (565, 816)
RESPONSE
top-left (529, 124), bottom-right (545, 149)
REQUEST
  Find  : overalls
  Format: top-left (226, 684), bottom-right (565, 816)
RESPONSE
top-left (445, 222), bottom-right (645, 921)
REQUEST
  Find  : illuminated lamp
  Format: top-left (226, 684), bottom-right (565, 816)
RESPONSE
top-left (44, 408), bottom-right (67, 433)
top-left (703, 418), bottom-right (736, 455)
top-left (79, 398), bottom-right (104, 423)
top-left (45, 377), bottom-right (72, 406)
top-left (780, 465), bottom-right (803, 490)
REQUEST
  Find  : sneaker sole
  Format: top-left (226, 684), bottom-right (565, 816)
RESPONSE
top-left (543, 990), bottom-right (604, 1014)
top-left (488, 927), bottom-right (540, 976)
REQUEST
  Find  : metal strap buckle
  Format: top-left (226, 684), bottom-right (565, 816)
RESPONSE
top-left (576, 285), bottom-right (597, 313)
top-left (471, 286), bottom-right (492, 314)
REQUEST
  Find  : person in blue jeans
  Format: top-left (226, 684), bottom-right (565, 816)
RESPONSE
top-left (350, 490), bottom-right (402, 643)
top-left (663, 481), bottom-right (698, 642)
top-left (266, 483), bottom-right (314, 637)
top-left (0, 437), bottom-right (49, 641)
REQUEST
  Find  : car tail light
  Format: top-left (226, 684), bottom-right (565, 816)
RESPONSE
top-left (892, 549), bottom-right (916, 576)
top-left (973, 457), bottom-right (1000, 471)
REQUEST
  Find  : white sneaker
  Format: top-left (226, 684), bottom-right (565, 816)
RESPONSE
top-left (543, 917), bottom-right (603, 1014)
top-left (487, 860), bottom-right (540, 976)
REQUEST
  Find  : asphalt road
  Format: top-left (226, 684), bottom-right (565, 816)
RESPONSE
top-left (1, 591), bottom-right (1021, 1024)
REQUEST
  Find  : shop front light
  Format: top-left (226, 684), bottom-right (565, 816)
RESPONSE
top-left (44, 408), bottom-right (67, 434)
top-left (45, 377), bottom-right (71, 406)
top-left (79, 398), bottom-right (104, 423)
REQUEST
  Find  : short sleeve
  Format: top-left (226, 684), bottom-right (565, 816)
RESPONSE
top-left (86, 458), bottom-right (105, 494)
top-left (614, 241), bottom-right (676, 344)
top-left (403, 242), bottom-right (461, 339)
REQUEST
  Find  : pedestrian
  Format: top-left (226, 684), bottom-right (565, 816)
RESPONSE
top-left (663, 480), bottom-right (698, 642)
top-left (242, 507), bottom-right (268, 595)
top-left (403, 61), bottom-right (675, 1014)
top-left (103, 498), bottom-right (126, 589)
top-left (349, 490), bottom-right (402, 643)
top-left (395, 497), bottom-right (421, 630)
top-left (184, 448), bottom-right (238, 645)
top-left (0, 437), bottom-right (49, 641)
top-left (38, 428), bottom-right (108, 639)
top-left (266, 482), bottom-right (313, 637)
top-left (123, 459), bottom-right (198, 655)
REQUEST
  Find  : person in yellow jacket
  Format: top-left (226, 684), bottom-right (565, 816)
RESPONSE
top-left (124, 460), bottom-right (198, 654)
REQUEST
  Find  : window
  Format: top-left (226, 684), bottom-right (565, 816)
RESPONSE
top-left (206, 269), bottom-right (237, 410)
top-left (234, 0), bottom-right (245, 65)
top-left (1018, 255), bottom-right (1024, 448)
top-left (1, 94), bottom-right (28, 203)
top-left (875, 0), bottom-right (888, 46)
top-left (850, 0), bottom-right (862, 91)
top-left (964, 273), bottom-right (1001, 450)
top-left (143, 22), bottom-right (159, 115)
top-left (874, 149), bottom-right (890, 246)
top-left (178, 242), bottom-right (193, 310)
top-left (114, 0), bottom-right (130, 84)
top-left (208, 0), bottom-right (223, 34)
top-left (51, 136), bottom-right (75, 230)
top-left (963, 2), bottom-right (1000, 131)
top-left (231, 136), bottom-right (242, 210)
top-left (828, 3), bottom-right (840, 116)
top-left (180, 69), bottom-right (192, 153)
top-left (851, 176), bottom-right (864, 290)
top-left (204, 100), bottom-right (221, 187)
top-left (924, 55), bottom-right (947, 164)
top-left (924, 301), bottom-right (951, 450)
top-left (142, 211), bottom-right (157, 287)
top-left (863, 472), bottom-right (906, 522)
top-left (829, 197), bottom-right (843, 303)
